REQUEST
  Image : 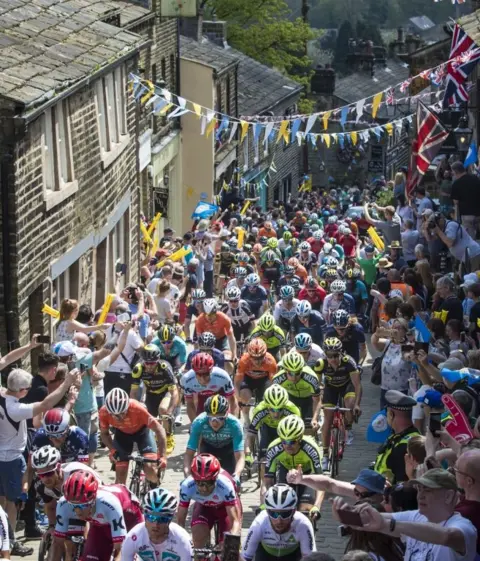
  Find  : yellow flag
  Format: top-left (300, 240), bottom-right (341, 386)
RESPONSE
top-left (322, 134), bottom-right (331, 148)
top-left (206, 118), bottom-right (217, 138)
top-left (42, 304), bottom-right (59, 319)
top-left (367, 226), bottom-right (385, 251)
top-left (322, 111), bottom-right (331, 131)
top-left (372, 92), bottom-right (383, 119)
top-left (147, 213), bottom-right (162, 237)
top-left (159, 102), bottom-right (173, 115)
top-left (140, 80), bottom-right (154, 105)
top-left (351, 131), bottom-right (358, 145)
top-left (237, 228), bottom-right (245, 249)
top-left (277, 120), bottom-right (289, 144)
top-left (240, 200), bottom-right (251, 215)
top-left (97, 294), bottom-right (115, 325)
top-left (385, 123), bottom-right (393, 136)
top-left (192, 103), bottom-right (202, 118)
top-left (240, 121), bottom-right (249, 143)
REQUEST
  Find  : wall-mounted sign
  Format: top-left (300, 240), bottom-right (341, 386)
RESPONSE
top-left (161, 0), bottom-right (197, 17)
top-left (153, 187), bottom-right (169, 217)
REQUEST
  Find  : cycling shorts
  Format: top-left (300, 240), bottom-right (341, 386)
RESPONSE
top-left (289, 396), bottom-right (313, 423)
top-left (145, 391), bottom-right (170, 417)
top-left (323, 381), bottom-right (356, 407)
top-left (113, 426), bottom-right (157, 463)
top-left (200, 441), bottom-right (235, 476)
top-left (233, 324), bottom-right (252, 341)
top-left (215, 336), bottom-right (228, 352)
top-left (259, 425), bottom-right (278, 458)
top-left (240, 377), bottom-right (271, 402)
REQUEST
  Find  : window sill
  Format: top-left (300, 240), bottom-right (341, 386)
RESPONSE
top-left (100, 135), bottom-right (130, 170)
top-left (44, 180), bottom-right (79, 211)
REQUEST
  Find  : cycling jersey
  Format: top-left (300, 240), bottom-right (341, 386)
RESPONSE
top-left (99, 400), bottom-right (157, 435)
top-left (186, 348), bottom-right (225, 370)
top-left (180, 367), bottom-right (235, 401)
top-left (187, 413), bottom-right (244, 451)
top-left (121, 522), bottom-right (192, 561)
top-left (185, 302), bottom-right (203, 320)
top-left (226, 278), bottom-right (247, 291)
top-left (196, 312), bottom-right (232, 340)
top-left (314, 354), bottom-right (359, 388)
top-left (249, 325), bottom-right (286, 351)
top-left (0, 506), bottom-right (9, 553)
top-left (273, 299), bottom-right (300, 323)
top-left (35, 462), bottom-right (102, 504)
top-left (150, 335), bottom-right (187, 366)
top-left (325, 324), bottom-right (365, 363)
top-left (297, 286), bottom-right (326, 307)
top-left (216, 252), bottom-right (236, 273)
top-left (322, 293), bottom-right (356, 322)
top-left (306, 237), bottom-right (324, 256)
top-left (291, 311), bottom-right (326, 347)
top-left (260, 262), bottom-right (283, 285)
top-left (220, 300), bottom-right (254, 327)
top-left (31, 427), bottom-right (89, 463)
top-left (277, 275), bottom-right (302, 292)
top-left (242, 511), bottom-right (316, 560)
top-left (273, 367), bottom-right (321, 399)
top-left (346, 279), bottom-right (368, 309)
top-left (295, 251), bottom-right (317, 271)
top-left (179, 472), bottom-right (237, 508)
top-left (236, 353), bottom-right (277, 381)
top-left (296, 343), bottom-right (325, 368)
top-left (241, 286), bottom-right (268, 315)
top-left (265, 435), bottom-right (322, 477)
top-left (260, 247), bottom-right (282, 262)
top-left (248, 400), bottom-right (301, 433)
top-left (131, 360), bottom-right (176, 395)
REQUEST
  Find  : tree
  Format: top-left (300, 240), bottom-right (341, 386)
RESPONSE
top-left (333, 20), bottom-right (355, 74)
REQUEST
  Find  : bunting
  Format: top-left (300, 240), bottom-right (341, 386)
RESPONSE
top-left (372, 92), bottom-right (383, 119)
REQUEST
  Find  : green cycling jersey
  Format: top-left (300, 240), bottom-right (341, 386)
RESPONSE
top-left (250, 325), bottom-right (286, 350)
top-left (272, 366), bottom-right (321, 399)
top-left (248, 400), bottom-right (301, 433)
top-left (265, 435), bottom-right (322, 478)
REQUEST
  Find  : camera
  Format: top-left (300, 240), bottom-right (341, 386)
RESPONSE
top-left (426, 212), bottom-right (443, 231)
top-left (338, 525), bottom-right (352, 537)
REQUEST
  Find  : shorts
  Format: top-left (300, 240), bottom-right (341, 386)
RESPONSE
top-left (240, 376), bottom-right (271, 402)
top-left (145, 391), bottom-right (170, 417)
top-left (254, 544), bottom-right (301, 561)
top-left (75, 411), bottom-right (99, 454)
top-left (258, 425), bottom-right (278, 458)
top-left (113, 426), bottom-right (157, 462)
top-left (200, 441), bottom-right (236, 475)
top-left (233, 323), bottom-right (252, 341)
top-left (0, 456), bottom-right (26, 501)
top-left (215, 336), bottom-right (228, 351)
top-left (323, 382), bottom-right (355, 407)
top-left (192, 500), bottom-right (242, 542)
top-left (289, 395), bottom-right (313, 423)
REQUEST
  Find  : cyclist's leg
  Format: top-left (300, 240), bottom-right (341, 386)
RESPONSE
top-left (135, 427), bottom-right (159, 484)
top-left (145, 392), bottom-right (162, 417)
top-left (200, 442), bottom-right (235, 475)
top-left (239, 379), bottom-right (254, 425)
top-left (320, 386), bottom-right (339, 459)
top-left (296, 484), bottom-right (317, 513)
top-left (289, 396), bottom-right (313, 429)
top-left (79, 522), bottom-right (112, 561)
top-left (191, 503), bottom-right (213, 548)
top-left (112, 430), bottom-right (134, 485)
top-left (343, 383), bottom-right (356, 444)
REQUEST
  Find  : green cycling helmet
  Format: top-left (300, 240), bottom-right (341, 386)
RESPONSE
top-left (264, 385), bottom-right (289, 409)
top-left (277, 415), bottom-right (305, 440)
top-left (267, 238), bottom-right (279, 249)
top-left (282, 351), bottom-right (305, 373)
top-left (258, 313), bottom-right (275, 332)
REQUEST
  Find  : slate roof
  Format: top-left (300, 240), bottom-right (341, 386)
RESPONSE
top-left (114, 1), bottom-right (151, 27)
top-left (409, 16), bottom-right (435, 31)
top-left (459, 9), bottom-right (480, 47)
top-left (0, 0), bottom-right (147, 106)
top-left (180, 35), bottom-right (238, 74)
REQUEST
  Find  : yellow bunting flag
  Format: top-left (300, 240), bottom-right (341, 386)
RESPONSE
top-left (206, 118), bottom-right (217, 138)
top-left (385, 123), bottom-right (393, 136)
top-left (97, 293), bottom-right (115, 325)
top-left (240, 200), bottom-right (251, 215)
top-left (237, 228), bottom-right (245, 249)
top-left (140, 222), bottom-right (153, 245)
top-left (372, 92), bottom-right (383, 119)
top-left (159, 103), bottom-right (173, 115)
top-left (322, 111), bottom-right (331, 131)
top-left (322, 134), bottom-right (331, 148)
top-left (140, 80), bottom-right (154, 105)
top-left (156, 247), bottom-right (192, 269)
top-left (192, 103), bottom-right (202, 118)
top-left (351, 131), bottom-right (358, 145)
top-left (367, 226), bottom-right (385, 251)
top-left (147, 213), bottom-right (162, 237)
top-left (277, 120), bottom-right (289, 144)
top-left (240, 121), bottom-right (249, 143)
top-left (42, 304), bottom-right (59, 319)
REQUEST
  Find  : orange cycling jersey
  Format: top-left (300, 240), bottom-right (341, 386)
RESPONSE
top-left (258, 228), bottom-right (277, 239)
top-left (99, 400), bottom-right (157, 434)
top-left (196, 311), bottom-right (232, 340)
top-left (236, 352), bottom-right (277, 381)
top-left (294, 264), bottom-right (308, 282)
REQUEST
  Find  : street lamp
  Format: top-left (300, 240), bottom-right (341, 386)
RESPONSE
top-left (454, 115), bottom-right (473, 153)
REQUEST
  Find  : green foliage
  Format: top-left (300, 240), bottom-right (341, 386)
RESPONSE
top-left (333, 20), bottom-right (354, 74)
top-left (376, 189), bottom-right (396, 208)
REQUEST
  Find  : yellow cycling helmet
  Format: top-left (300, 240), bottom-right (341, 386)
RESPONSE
top-left (158, 325), bottom-right (175, 343)
top-left (282, 351), bottom-right (305, 373)
top-left (277, 415), bottom-right (305, 441)
top-left (267, 238), bottom-right (278, 249)
top-left (264, 385), bottom-right (289, 409)
top-left (258, 313), bottom-right (275, 332)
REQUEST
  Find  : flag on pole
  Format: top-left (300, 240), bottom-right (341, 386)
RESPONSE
top-left (464, 141), bottom-right (478, 167)
top-left (191, 201), bottom-right (219, 219)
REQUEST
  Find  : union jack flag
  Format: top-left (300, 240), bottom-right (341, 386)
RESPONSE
top-left (431, 65), bottom-right (446, 86)
top-left (400, 79), bottom-right (411, 93)
top-left (386, 87), bottom-right (395, 106)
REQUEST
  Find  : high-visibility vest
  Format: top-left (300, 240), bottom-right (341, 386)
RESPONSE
top-left (374, 428), bottom-right (420, 482)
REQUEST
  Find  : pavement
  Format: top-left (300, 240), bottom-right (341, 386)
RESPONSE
top-left (17, 343), bottom-right (381, 561)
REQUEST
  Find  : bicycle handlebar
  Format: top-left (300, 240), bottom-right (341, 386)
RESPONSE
top-left (127, 455), bottom-right (162, 464)
top-left (321, 406), bottom-right (352, 412)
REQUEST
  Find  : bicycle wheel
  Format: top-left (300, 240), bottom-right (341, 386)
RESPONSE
top-left (38, 532), bottom-right (52, 561)
top-left (129, 473), bottom-right (141, 499)
top-left (329, 427), bottom-right (340, 479)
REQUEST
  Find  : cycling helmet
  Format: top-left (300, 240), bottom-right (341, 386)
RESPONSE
top-left (282, 351), bottom-right (305, 373)
top-left (322, 210), bottom-right (330, 217)
top-left (258, 313), bottom-right (275, 332)
top-left (351, 213), bottom-right (359, 221)
top-left (283, 265), bottom-right (295, 275)
top-left (264, 221), bottom-right (273, 230)
top-left (237, 252), bottom-right (249, 263)
top-left (299, 242), bottom-right (310, 252)
top-left (259, 236), bottom-right (268, 246)
top-left (226, 286), bottom-right (241, 301)
top-left (325, 268), bottom-right (339, 281)
top-left (64, 470), bottom-right (99, 504)
top-left (198, 331), bottom-right (216, 350)
top-left (305, 276), bottom-right (317, 289)
top-left (389, 289), bottom-right (404, 300)
top-left (248, 338), bottom-right (267, 358)
top-left (313, 231), bottom-right (323, 240)
top-left (191, 352), bottom-right (214, 374)
top-left (264, 250), bottom-right (276, 262)
top-left (31, 445), bottom-right (61, 471)
top-left (245, 273), bottom-right (260, 287)
top-left (330, 280), bottom-right (346, 293)
top-left (323, 243), bottom-right (333, 254)
top-left (289, 278), bottom-right (301, 290)
top-left (158, 325), bottom-right (175, 343)
top-left (328, 216), bottom-right (335, 224)
top-left (296, 300), bottom-right (312, 317)
top-left (277, 415), bottom-right (305, 440)
top-left (310, 213), bottom-right (318, 222)
top-left (141, 344), bottom-right (161, 362)
top-left (205, 395), bottom-right (229, 416)
top-left (328, 237), bottom-right (336, 245)
top-left (191, 453), bottom-right (220, 481)
top-left (288, 258), bottom-right (299, 268)
top-left (234, 266), bottom-right (247, 278)
top-left (338, 225), bottom-right (346, 235)
top-left (280, 285), bottom-right (295, 300)
top-left (192, 289), bottom-right (206, 300)
top-left (310, 224), bottom-right (320, 232)
top-left (264, 385), bottom-right (289, 409)
top-left (295, 332), bottom-right (312, 351)
top-left (267, 238), bottom-right (278, 249)
top-left (346, 268), bottom-right (358, 279)
top-left (203, 298), bottom-right (218, 314)
top-left (244, 244), bottom-right (253, 253)
top-left (221, 243), bottom-right (230, 252)
top-left (143, 488), bottom-right (177, 515)
top-left (283, 232), bottom-right (293, 241)
top-left (332, 309), bottom-right (350, 328)
top-left (43, 408), bottom-right (71, 437)
top-left (228, 239), bottom-right (238, 249)
top-left (265, 484), bottom-right (298, 511)
top-left (324, 256), bottom-right (339, 268)
top-left (331, 215), bottom-right (338, 223)
top-left (344, 227), bottom-right (352, 236)
top-left (324, 337), bottom-right (343, 353)
top-left (105, 388), bottom-right (130, 416)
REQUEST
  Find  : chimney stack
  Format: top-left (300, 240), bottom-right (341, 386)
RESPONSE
top-left (397, 27), bottom-right (404, 43)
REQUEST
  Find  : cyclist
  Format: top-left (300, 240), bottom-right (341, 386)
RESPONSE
top-left (263, 416), bottom-right (323, 518)
top-left (307, 230), bottom-right (325, 257)
top-left (183, 288), bottom-right (205, 341)
top-left (177, 454), bottom-right (241, 548)
top-left (151, 325), bottom-right (187, 371)
top-left (215, 242), bottom-right (236, 294)
top-left (325, 309), bottom-right (367, 364)
top-left (345, 268), bottom-right (368, 318)
top-left (51, 470), bottom-right (143, 561)
top-left (226, 266), bottom-right (248, 291)
top-left (273, 351), bottom-right (322, 428)
top-left (242, 484), bottom-right (316, 561)
top-left (260, 238), bottom-right (282, 262)
top-left (291, 300), bottom-right (327, 347)
top-left (241, 273), bottom-right (268, 319)
top-left (273, 285), bottom-right (299, 332)
top-left (195, 299), bottom-right (237, 361)
top-left (259, 250), bottom-right (283, 290)
top-left (130, 345), bottom-right (178, 454)
top-left (322, 279), bottom-right (355, 324)
top-left (121, 488), bottom-right (192, 561)
top-left (278, 232), bottom-right (295, 261)
top-left (220, 286), bottom-right (255, 341)
top-left (258, 221), bottom-right (277, 240)
top-left (287, 258), bottom-right (307, 283)
top-left (295, 242), bottom-right (317, 275)
top-left (30, 408), bottom-right (89, 463)
top-left (293, 333), bottom-right (325, 368)
top-left (99, 388), bottom-right (167, 486)
top-left (235, 252), bottom-right (256, 275)
top-left (298, 277), bottom-right (326, 312)
top-left (246, 386), bottom-right (300, 467)
top-left (313, 337), bottom-right (362, 470)
top-left (249, 313), bottom-right (286, 361)
top-left (180, 352), bottom-right (237, 421)
top-left (183, 395), bottom-right (244, 481)
top-left (235, 338), bottom-right (277, 425)
top-left (186, 331), bottom-right (225, 369)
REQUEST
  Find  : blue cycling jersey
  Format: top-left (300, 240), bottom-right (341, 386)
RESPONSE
top-left (151, 335), bottom-right (187, 366)
top-left (348, 280), bottom-right (368, 303)
top-left (31, 427), bottom-right (89, 463)
top-left (241, 285), bottom-right (267, 313)
top-left (325, 324), bottom-right (365, 363)
top-left (186, 348), bottom-right (225, 370)
top-left (292, 310), bottom-right (326, 347)
top-left (187, 413), bottom-right (244, 452)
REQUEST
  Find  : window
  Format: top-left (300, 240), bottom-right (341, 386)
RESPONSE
top-left (95, 65), bottom-right (127, 156)
top-left (161, 58), bottom-right (166, 81)
top-left (226, 77), bottom-right (231, 117)
top-left (106, 211), bottom-right (130, 293)
top-left (52, 260), bottom-right (80, 310)
top-left (216, 83), bottom-right (222, 113)
top-left (282, 174), bottom-right (292, 201)
top-left (42, 100), bottom-right (74, 191)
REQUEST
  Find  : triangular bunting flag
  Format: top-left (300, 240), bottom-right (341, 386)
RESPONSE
top-left (291, 119), bottom-right (302, 143)
top-left (206, 118), bottom-right (217, 138)
top-left (228, 122), bottom-right (239, 143)
top-left (322, 111), bottom-right (331, 131)
top-left (200, 115), bottom-right (207, 135)
top-left (305, 114), bottom-right (317, 136)
top-left (264, 122), bottom-right (275, 145)
top-left (385, 123), bottom-right (393, 136)
top-left (192, 103), bottom-right (202, 118)
top-left (322, 134), bottom-right (331, 148)
top-left (351, 131), bottom-right (358, 145)
top-left (340, 107), bottom-right (348, 129)
top-left (372, 92), bottom-right (383, 119)
top-left (355, 99), bottom-right (365, 123)
top-left (240, 121), bottom-right (250, 143)
top-left (277, 120), bottom-right (289, 144)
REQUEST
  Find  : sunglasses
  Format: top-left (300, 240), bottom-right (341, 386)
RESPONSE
top-left (144, 361), bottom-right (158, 367)
top-left (282, 439), bottom-right (299, 446)
top-left (229, 300), bottom-right (239, 304)
top-left (37, 469), bottom-right (57, 479)
top-left (207, 415), bottom-right (227, 422)
top-left (286, 370), bottom-right (301, 376)
top-left (70, 501), bottom-right (94, 510)
top-left (195, 481), bottom-right (215, 489)
top-left (268, 408), bottom-right (282, 413)
top-left (354, 489), bottom-right (376, 499)
top-left (145, 513), bottom-right (173, 524)
top-left (268, 510), bottom-right (295, 519)
top-left (162, 340), bottom-right (173, 345)
top-left (326, 353), bottom-right (340, 359)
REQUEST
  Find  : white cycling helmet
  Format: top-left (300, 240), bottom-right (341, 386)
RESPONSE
top-left (203, 298), bottom-right (218, 314)
top-left (323, 243), bottom-right (332, 254)
top-left (31, 445), bottom-right (61, 471)
top-left (330, 280), bottom-right (346, 293)
top-left (105, 388), bottom-right (130, 416)
top-left (296, 300), bottom-right (312, 317)
top-left (328, 216), bottom-right (335, 224)
top-left (245, 273), bottom-right (260, 287)
top-left (313, 231), bottom-right (323, 240)
top-left (143, 488), bottom-right (178, 515)
top-left (299, 241), bottom-right (311, 252)
top-left (226, 286), bottom-right (241, 301)
top-left (265, 483), bottom-right (298, 510)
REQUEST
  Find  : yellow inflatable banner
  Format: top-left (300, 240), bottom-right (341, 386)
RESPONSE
top-left (237, 228), bottom-right (245, 249)
top-left (42, 304), bottom-right (59, 319)
top-left (140, 222), bottom-right (153, 245)
top-left (156, 247), bottom-right (192, 269)
top-left (367, 226), bottom-right (385, 251)
top-left (97, 293), bottom-right (115, 325)
top-left (240, 201), bottom-right (251, 215)
top-left (147, 213), bottom-right (162, 237)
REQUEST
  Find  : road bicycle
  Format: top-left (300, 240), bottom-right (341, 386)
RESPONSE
top-left (38, 532), bottom-right (84, 561)
top-left (128, 453), bottom-right (164, 503)
top-left (321, 404), bottom-right (350, 479)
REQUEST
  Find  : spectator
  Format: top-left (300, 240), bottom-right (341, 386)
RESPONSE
top-left (454, 449), bottom-right (480, 555)
top-left (403, 270), bottom-right (428, 308)
top-left (446, 319), bottom-right (469, 354)
top-left (383, 482), bottom-right (419, 513)
top-left (467, 283), bottom-right (480, 346)
top-left (364, 203), bottom-right (402, 245)
top-left (387, 242), bottom-right (406, 270)
top-left (401, 219), bottom-right (419, 266)
top-left (432, 276), bottom-right (464, 324)
top-left (396, 194), bottom-right (414, 229)
top-left (412, 186), bottom-right (433, 233)
top-left (427, 318), bottom-right (450, 358)
top-left (414, 258), bottom-right (434, 299)
top-left (387, 269), bottom-right (412, 300)
top-left (356, 243), bottom-right (382, 292)
top-left (154, 279), bottom-right (174, 324)
top-left (393, 172), bottom-right (406, 199)
top-left (404, 435), bottom-right (427, 479)
top-left (451, 161), bottom-right (480, 239)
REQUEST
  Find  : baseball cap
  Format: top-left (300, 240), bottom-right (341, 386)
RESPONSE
top-left (412, 468), bottom-right (458, 490)
top-left (52, 341), bottom-right (77, 357)
top-left (438, 357), bottom-right (465, 372)
top-left (352, 469), bottom-right (386, 494)
top-left (385, 390), bottom-right (417, 411)
top-left (416, 389), bottom-right (444, 409)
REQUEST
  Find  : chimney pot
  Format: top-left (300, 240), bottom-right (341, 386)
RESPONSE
top-left (397, 26), bottom-right (404, 43)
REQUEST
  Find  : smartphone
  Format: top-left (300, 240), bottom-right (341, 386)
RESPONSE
top-left (115, 262), bottom-right (127, 276)
top-left (116, 312), bottom-right (131, 323)
top-left (79, 363), bottom-right (88, 373)
top-left (401, 344), bottom-right (415, 353)
top-left (429, 413), bottom-right (442, 435)
top-left (414, 342), bottom-right (429, 353)
top-left (337, 508), bottom-right (364, 527)
top-left (37, 335), bottom-right (51, 345)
